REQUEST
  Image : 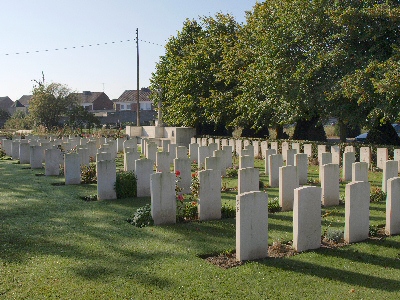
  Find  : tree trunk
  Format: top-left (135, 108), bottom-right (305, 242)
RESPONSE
top-left (338, 119), bottom-right (347, 143)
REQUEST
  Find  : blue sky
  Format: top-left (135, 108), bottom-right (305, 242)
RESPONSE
top-left (1, 0), bottom-right (257, 101)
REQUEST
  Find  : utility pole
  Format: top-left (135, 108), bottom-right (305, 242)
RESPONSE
top-left (136, 28), bottom-right (140, 126)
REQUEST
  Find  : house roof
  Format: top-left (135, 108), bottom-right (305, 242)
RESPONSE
top-left (0, 96), bottom-right (13, 110)
top-left (75, 91), bottom-right (109, 104)
top-left (18, 95), bottom-right (33, 106)
top-left (117, 88), bottom-right (152, 103)
top-left (12, 100), bottom-right (25, 108)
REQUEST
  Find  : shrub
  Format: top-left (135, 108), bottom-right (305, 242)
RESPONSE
top-left (127, 204), bottom-right (154, 228)
top-left (225, 166), bottom-right (238, 178)
top-left (81, 164), bottom-right (97, 184)
top-left (177, 201), bottom-right (198, 222)
top-left (0, 148), bottom-right (6, 158)
top-left (221, 204), bottom-right (236, 219)
top-left (370, 186), bottom-right (386, 202)
top-left (268, 197), bottom-right (281, 213)
top-left (115, 171), bottom-right (137, 198)
top-left (324, 227), bottom-right (344, 243)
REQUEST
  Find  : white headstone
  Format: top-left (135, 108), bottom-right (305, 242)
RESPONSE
top-left (30, 145), bottom-right (43, 169)
top-left (135, 159), bottom-right (154, 197)
top-left (151, 172), bottom-right (176, 225)
top-left (260, 141), bottom-right (268, 158)
top-left (360, 147), bottom-right (371, 169)
top-left (238, 167), bottom-right (259, 195)
top-left (342, 152), bottom-right (355, 181)
top-left (239, 155), bottom-right (254, 169)
top-left (176, 146), bottom-right (188, 159)
top-left (174, 158), bottom-right (191, 194)
top-left (377, 148), bottom-right (388, 170)
top-left (321, 163), bottom-right (340, 207)
top-left (19, 142), bottom-right (30, 164)
top-left (198, 169), bottom-right (221, 221)
top-left (279, 165), bottom-right (299, 211)
top-left (236, 191), bottom-right (268, 261)
top-left (382, 160), bottom-right (399, 193)
top-left (345, 181), bottom-right (370, 243)
top-left (124, 150), bottom-right (140, 172)
top-left (45, 148), bottom-right (62, 176)
top-left (189, 143), bottom-right (199, 163)
top-left (285, 149), bottom-right (297, 166)
top-left (386, 177), bottom-right (400, 235)
top-left (303, 143), bottom-right (312, 158)
top-left (295, 153), bottom-right (308, 185)
top-left (352, 162), bottom-right (368, 182)
top-left (293, 186), bottom-right (322, 252)
top-left (264, 149), bottom-right (276, 175)
top-left (331, 145), bottom-right (341, 165)
top-left (156, 151), bottom-right (171, 173)
top-left (64, 153), bottom-right (81, 185)
top-left (269, 154), bottom-right (283, 188)
top-left (97, 159), bottom-right (117, 200)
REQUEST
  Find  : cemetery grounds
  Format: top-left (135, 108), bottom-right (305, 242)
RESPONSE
top-left (0, 154), bottom-right (400, 299)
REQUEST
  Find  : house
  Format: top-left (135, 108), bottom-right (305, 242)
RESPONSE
top-left (114, 88), bottom-right (154, 111)
top-left (17, 95), bottom-right (33, 110)
top-left (0, 96), bottom-right (14, 113)
top-left (9, 100), bottom-right (26, 115)
top-left (75, 91), bottom-right (114, 111)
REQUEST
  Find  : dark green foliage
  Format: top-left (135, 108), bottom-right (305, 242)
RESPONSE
top-left (292, 117), bottom-right (327, 142)
top-left (225, 166), bottom-right (238, 178)
top-left (259, 180), bottom-right (264, 190)
top-left (221, 204), bottom-right (236, 219)
top-left (80, 165), bottom-right (97, 184)
top-left (127, 204), bottom-right (154, 228)
top-left (370, 186), bottom-right (386, 202)
top-left (115, 171), bottom-right (137, 199)
top-left (80, 194), bottom-right (97, 201)
top-left (366, 121), bottom-right (400, 146)
top-left (177, 201), bottom-right (198, 222)
top-left (324, 228), bottom-right (344, 243)
top-left (0, 148), bottom-right (5, 158)
top-left (268, 197), bottom-right (281, 213)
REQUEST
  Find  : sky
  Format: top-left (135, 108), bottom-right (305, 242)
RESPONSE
top-left (0, 0), bottom-right (257, 101)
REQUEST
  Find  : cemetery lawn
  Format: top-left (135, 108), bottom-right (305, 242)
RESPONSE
top-left (1, 158), bottom-right (400, 299)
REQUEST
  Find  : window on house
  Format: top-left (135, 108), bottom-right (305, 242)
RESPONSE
top-left (127, 104), bottom-right (131, 110)
top-left (121, 104), bottom-right (125, 110)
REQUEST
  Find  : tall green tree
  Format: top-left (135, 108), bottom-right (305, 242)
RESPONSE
top-left (29, 77), bottom-right (78, 129)
top-left (150, 13), bottom-right (240, 135)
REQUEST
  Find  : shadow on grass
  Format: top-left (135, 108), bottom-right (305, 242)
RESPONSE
top-left (262, 254), bottom-right (400, 292)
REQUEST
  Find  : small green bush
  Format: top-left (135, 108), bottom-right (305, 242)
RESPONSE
top-left (81, 165), bottom-right (97, 184)
top-left (0, 148), bottom-right (6, 158)
top-left (370, 186), bottom-right (386, 202)
top-left (324, 227), bottom-right (344, 243)
top-left (225, 166), bottom-right (238, 178)
top-left (115, 171), bottom-right (137, 199)
top-left (127, 204), bottom-right (154, 228)
top-left (221, 204), bottom-right (236, 219)
top-left (268, 197), bottom-right (281, 213)
top-left (177, 201), bottom-right (198, 222)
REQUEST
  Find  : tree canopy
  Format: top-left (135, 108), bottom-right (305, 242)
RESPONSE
top-left (29, 77), bottom-right (79, 129)
top-left (151, 1), bottom-right (400, 141)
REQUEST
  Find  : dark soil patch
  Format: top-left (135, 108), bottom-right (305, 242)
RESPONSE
top-left (51, 182), bottom-right (65, 186)
top-left (203, 229), bottom-right (388, 269)
top-left (35, 173), bottom-right (45, 176)
top-left (80, 195), bottom-right (98, 201)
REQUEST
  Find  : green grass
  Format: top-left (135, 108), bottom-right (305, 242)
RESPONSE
top-left (1, 156), bottom-right (400, 299)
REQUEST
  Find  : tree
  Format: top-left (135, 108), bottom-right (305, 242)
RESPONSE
top-left (67, 105), bottom-right (100, 133)
top-left (29, 76), bottom-right (79, 129)
top-left (0, 109), bottom-right (10, 128)
top-left (3, 111), bottom-right (34, 130)
top-left (150, 14), bottom-right (240, 135)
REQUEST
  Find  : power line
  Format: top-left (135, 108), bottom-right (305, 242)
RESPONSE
top-left (3, 38), bottom-right (164, 56)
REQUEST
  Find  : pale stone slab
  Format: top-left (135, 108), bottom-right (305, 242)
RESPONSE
top-left (97, 159), bottom-right (117, 200)
top-left (77, 146), bottom-right (90, 167)
top-left (221, 139), bottom-right (228, 148)
top-left (45, 148), bottom-right (62, 176)
top-left (394, 149), bottom-right (400, 171)
top-left (279, 165), bottom-right (299, 211)
top-left (213, 149), bottom-right (227, 176)
top-left (64, 153), bottom-right (81, 185)
top-left (239, 155), bottom-right (254, 169)
top-left (342, 152), bottom-right (355, 181)
top-left (208, 143), bottom-right (218, 154)
top-left (345, 146), bottom-right (355, 153)
top-left (331, 145), bottom-right (341, 166)
top-left (386, 177), bottom-right (400, 235)
top-left (270, 142), bottom-right (278, 154)
top-left (382, 160), bottom-right (399, 193)
top-left (317, 145), bottom-right (327, 164)
top-left (222, 145), bottom-right (233, 168)
top-left (135, 159), bottom-right (154, 197)
top-left (295, 153), bottom-right (308, 185)
top-left (162, 139), bottom-right (171, 152)
top-left (176, 146), bottom-right (188, 159)
top-left (19, 142), bottom-right (30, 164)
top-left (236, 191), bottom-right (268, 261)
top-left (352, 162), bottom-right (368, 182)
top-left (156, 151), bottom-right (171, 173)
top-left (30, 145), bottom-right (43, 169)
top-left (124, 151), bottom-right (140, 172)
top-left (293, 186), bottom-right (322, 252)
top-left (281, 142), bottom-right (289, 162)
top-left (198, 146), bottom-right (211, 169)
top-left (228, 139), bottom-right (235, 153)
top-left (319, 152), bottom-right (332, 181)
top-left (116, 138), bottom-right (125, 153)
top-left (292, 143), bottom-right (300, 154)
top-left (96, 152), bottom-right (111, 162)
top-left (12, 140), bottom-right (20, 160)
top-left (303, 144), bottom-right (312, 158)
top-left (146, 142), bottom-right (157, 162)
top-left (269, 154), bottom-right (283, 188)
top-left (214, 138), bottom-right (221, 150)
top-left (345, 181), bottom-right (370, 243)
top-left (238, 167), bottom-right (259, 195)
top-left (86, 140), bottom-right (97, 159)
top-left (174, 158), bottom-right (191, 194)
top-left (264, 149), bottom-right (276, 175)
top-left (253, 141), bottom-right (260, 158)
top-left (205, 156), bottom-right (223, 177)
top-left (124, 138), bottom-right (138, 150)
top-left (321, 163), bottom-right (340, 207)
top-left (189, 143), bottom-right (199, 163)
top-left (201, 138), bottom-right (208, 147)
top-left (235, 140), bottom-right (243, 156)
top-left (151, 172), bottom-right (176, 225)
top-left (285, 149), bottom-right (297, 166)
top-left (168, 143), bottom-right (177, 161)
top-left (198, 169), bottom-right (221, 221)
top-left (360, 147), bottom-right (371, 169)
top-left (377, 148), bottom-right (388, 170)
top-left (2, 139), bottom-right (12, 156)
top-left (260, 141), bottom-right (268, 158)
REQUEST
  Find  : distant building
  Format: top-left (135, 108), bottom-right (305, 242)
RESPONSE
top-left (114, 88), bottom-right (154, 111)
top-left (0, 96), bottom-right (14, 113)
top-left (75, 91), bottom-right (114, 111)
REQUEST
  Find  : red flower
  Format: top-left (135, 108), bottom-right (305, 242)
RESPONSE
top-left (175, 170), bottom-right (181, 176)
top-left (177, 194), bottom-right (184, 201)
